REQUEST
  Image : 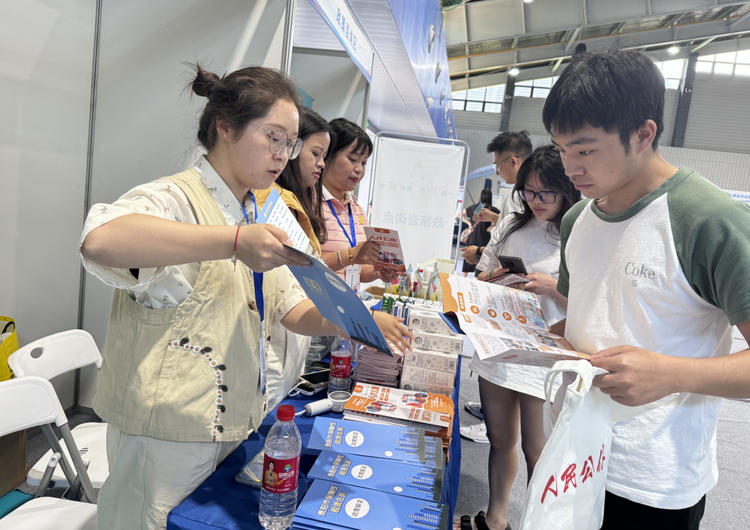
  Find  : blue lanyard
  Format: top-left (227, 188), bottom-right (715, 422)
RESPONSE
top-left (237, 194), bottom-right (264, 323)
top-left (327, 200), bottom-right (357, 247)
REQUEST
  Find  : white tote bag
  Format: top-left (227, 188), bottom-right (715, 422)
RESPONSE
top-left (518, 360), bottom-right (669, 530)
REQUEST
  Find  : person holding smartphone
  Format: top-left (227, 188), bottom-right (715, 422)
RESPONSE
top-left (461, 188), bottom-right (499, 277)
top-left (456, 146), bottom-right (580, 530)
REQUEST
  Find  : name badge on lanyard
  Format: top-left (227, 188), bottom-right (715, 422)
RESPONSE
top-left (239, 193), bottom-right (269, 413)
top-left (327, 200), bottom-right (361, 292)
top-left (345, 265), bottom-right (361, 292)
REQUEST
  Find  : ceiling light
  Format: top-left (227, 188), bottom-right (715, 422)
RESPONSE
top-left (668, 45), bottom-right (679, 54)
top-left (523, 0), bottom-right (534, 3)
top-left (509, 67), bottom-right (520, 76)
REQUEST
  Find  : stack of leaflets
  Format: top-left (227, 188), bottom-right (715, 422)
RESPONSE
top-left (342, 383), bottom-right (454, 452)
top-left (307, 451), bottom-right (443, 502)
top-left (439, 273), bottom-right (590, 367)
top-left (291, 479), bottom-right (449, 530)
top-left (306, 417), bottom-right (444, 471)
top-left (352, 345), bottom-right (403, 387)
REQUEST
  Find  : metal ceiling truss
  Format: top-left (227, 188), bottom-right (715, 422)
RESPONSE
top-left (448, 1), bottom-right (750, 86)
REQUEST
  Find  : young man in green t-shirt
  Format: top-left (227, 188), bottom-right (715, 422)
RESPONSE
top-left (543, 49), bottom-right (750, 529)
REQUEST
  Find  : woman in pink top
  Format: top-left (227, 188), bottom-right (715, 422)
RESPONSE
top-left (319, 118), bottom-right (399, 287)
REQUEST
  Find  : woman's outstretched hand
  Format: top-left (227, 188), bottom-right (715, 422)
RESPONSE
top-left (372, 311), bottom-right (413, 353)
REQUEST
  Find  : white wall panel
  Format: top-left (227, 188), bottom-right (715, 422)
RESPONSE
top-left (291, 51), bottom-right (368, 123)
top-left (508, 97), bottom-right (547, 136)
top-left (82, 0), bottom-right (287, 356)
top-left (661, 146), bottom-right (750, 192)
top-left (0, 0), bottom-right (96, 409)
top-left (454, 110), bottom-right (501, 132)
top-left (661, 89), bottom-right (679, 147)
top-left (683, 72), bottom-right (750, 155)
top-left (456, 128), bottom-right (498, 173)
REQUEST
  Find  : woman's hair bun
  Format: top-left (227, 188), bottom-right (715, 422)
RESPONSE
top-left (190, 63), bottom-right (221, 98)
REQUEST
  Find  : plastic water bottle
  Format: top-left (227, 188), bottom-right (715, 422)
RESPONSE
top-left (329, 337), bottom-right (355, 394)
top-left (259, 404), bottom-right (301, 530)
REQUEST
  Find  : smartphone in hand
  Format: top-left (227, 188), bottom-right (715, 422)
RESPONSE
top-left (473, 202), bottom-right (485, 216)
top-left (496, 255), bottom-right (528, 275)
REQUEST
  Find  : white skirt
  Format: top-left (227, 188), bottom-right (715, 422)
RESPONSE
top-left (469, 355), bottom-right (552, 400)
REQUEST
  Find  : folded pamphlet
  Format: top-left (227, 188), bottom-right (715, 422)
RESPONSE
top-left (258, 188), bottom-right (391, 355)
top-left (363, 227), bottom-right (406, 273)
top-left (440, 273), bottom-right (590, 367)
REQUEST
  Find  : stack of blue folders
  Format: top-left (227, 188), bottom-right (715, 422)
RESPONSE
top-left (293, 418), bottom-right (449, 529)
top-left (306, 417), bottom-right (444, 470)
top-left (291, 479), bottom-right (449, 530)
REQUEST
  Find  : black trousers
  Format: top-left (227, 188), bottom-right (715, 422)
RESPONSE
top-left (600, 491), bottom-right (706, 530)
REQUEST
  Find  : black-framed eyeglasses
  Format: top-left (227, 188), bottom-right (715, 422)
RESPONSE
top-left (519, 189), bottom-right (558, 204)
top-left (492, 154), bottom-right (515, 172)
top-left (247, 122), bottom-right (303, 159)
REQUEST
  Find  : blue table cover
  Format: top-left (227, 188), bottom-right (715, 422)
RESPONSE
top-left (167, 361), bottom-right (462, 530)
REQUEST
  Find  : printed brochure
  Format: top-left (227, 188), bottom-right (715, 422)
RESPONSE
top-left (257, 187), bottom-right (318, 258)
top-left (343, 383), bottom-right (454, 449)
top-left (363, 227), bottom-right (406, 273)
top-left (308, 450), bottom-right (443, 502)
top-left (440, 274), bottom-right (590, 367)
top-left (258, 188), bottom-right (391, 355)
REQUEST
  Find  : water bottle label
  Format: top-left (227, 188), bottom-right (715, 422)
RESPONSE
top-left (262, 454), bottom-right (300, 494)
top-left (330, 353), bottom-right (352, 379)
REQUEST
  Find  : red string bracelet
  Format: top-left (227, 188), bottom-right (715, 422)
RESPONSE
top-left (231, 225), bottom-right (241, 271)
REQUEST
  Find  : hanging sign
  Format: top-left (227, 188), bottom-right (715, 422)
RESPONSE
top-left (307, 0), bottom-right (374, 82)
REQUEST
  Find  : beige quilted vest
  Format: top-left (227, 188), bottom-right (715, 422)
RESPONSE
top-left (93, 168), bottom-right (277, 442)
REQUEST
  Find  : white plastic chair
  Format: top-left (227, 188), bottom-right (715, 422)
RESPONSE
top-left (0, 377), bottom-right (97, 529)
top-left (8, 330), bottom-right (108, 490)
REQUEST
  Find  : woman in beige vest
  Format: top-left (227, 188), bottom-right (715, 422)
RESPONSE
top-left (80, 64), bottom-right (411, 530)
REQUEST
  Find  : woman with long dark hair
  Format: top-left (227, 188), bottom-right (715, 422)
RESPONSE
top-left (255, 106), bottom-right (333, 255)
top-left (457, 145), bottom-right (580, 530)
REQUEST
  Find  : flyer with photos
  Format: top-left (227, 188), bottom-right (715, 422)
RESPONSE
top-left (440, 274), bottom-right (590, 367)
top-left (363, 227), bottom-right (406, 273)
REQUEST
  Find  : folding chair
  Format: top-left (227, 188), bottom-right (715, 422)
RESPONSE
top-left (8, 330), bottom-right (108, 491)
top-left (0, 377), bottom-right (97, 529)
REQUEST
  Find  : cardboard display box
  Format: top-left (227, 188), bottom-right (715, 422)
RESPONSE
top-left (0, 431), bottom-right (27, 498)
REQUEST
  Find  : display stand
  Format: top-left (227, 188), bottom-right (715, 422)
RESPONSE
top-left (167, 362), bottom-right (462, 530)
top-left (367, 132), bottom-right (469, 269)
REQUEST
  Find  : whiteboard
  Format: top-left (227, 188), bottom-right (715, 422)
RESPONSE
top-left (369, 136), bottom-right (467, 267)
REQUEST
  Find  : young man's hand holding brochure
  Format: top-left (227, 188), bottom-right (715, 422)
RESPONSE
top-left (439, 273), bottom-right (589, 366)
